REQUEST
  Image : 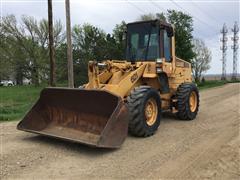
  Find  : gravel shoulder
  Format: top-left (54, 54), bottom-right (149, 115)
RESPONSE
top-left (1, 83), bottom-right (240, 179)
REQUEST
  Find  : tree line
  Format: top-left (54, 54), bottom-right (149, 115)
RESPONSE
top-left (0, 10), bottom-right (211, 86)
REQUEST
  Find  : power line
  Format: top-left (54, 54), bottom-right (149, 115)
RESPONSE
top-left (148, 0), bottom-right (219, 38)
top-left (169, 0), bottom-right (219, 32)
top-left (127, 0), bottom-right (219, 32)
top-left (125, 0), bottom-right (147, 14)
top-left (149, 0), bottom-right (165, 12)
top-left (190, 0), bottom-right (219, 24)
top-left (126, 0), bottom-right (219, 39)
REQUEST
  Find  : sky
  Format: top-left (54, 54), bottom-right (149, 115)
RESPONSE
top-left (1, 0), bottom-right (239, 74)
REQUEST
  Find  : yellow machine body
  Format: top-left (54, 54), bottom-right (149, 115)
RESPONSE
top-left (85, 57), bottom-right (192, 111)
top-left (17, 20), bottom-right (196, 148)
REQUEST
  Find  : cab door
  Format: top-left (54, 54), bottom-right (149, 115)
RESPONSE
top-left (161, 28), bottom-right (173, 76)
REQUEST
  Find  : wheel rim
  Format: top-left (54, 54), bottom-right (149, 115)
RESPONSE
top-left (145, 98), bottom-right (158, 126)
top-left (189, 91), bottom-right (197, 112)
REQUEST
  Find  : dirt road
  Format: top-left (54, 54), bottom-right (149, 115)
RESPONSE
top-left (1, 83), bottom-right (240, 179)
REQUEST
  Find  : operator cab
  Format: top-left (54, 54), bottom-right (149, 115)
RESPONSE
top-left (126, 20), bottom-right (174, 62)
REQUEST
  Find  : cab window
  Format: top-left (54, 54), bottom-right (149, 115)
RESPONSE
top-left (163, 30), bottom-right (171, 62)
top-left (126, 23), bottom-right (160, 61)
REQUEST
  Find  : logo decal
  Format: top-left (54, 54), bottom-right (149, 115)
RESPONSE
top-left (131, 73), bottom-right (138, 83)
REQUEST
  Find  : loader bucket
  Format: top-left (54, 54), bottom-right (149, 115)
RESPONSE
top-left (17, 88), bottom-right (129, 148)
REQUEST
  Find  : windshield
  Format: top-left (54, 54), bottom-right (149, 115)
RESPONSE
top-left (126, 22), bottom-right (160, 61)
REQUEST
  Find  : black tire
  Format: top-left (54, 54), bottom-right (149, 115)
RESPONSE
top-left (127, 86), bottom-right (161, 137)
top-left (176, 83), bottom-right (200, 120)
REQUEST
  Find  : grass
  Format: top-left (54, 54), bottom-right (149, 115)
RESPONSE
top-left (0, 80), bottom-right (239, 121)
top-left (197, 80), bottom-right (227, 90)
top-left (197, 80), bottom-right (240, 90)
top-left (0, 85), bottom-right (44, 121)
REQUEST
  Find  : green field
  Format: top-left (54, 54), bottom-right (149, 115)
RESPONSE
top-left (197, 80), bottom-right (227, 90)
top-left (0, 85), bottom-right (44, 121)
top-left (0, 81), bottom-right (238, 121)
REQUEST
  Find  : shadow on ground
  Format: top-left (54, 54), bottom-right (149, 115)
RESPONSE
top-left (19, 112), bottom-right (180, 156)
top-left (21, 135), bottom-right (117, 156)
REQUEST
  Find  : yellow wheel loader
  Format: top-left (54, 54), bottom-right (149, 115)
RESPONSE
top-left (17, 20), bottom-right (200, 148)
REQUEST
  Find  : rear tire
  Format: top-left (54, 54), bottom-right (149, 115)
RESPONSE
top-left (176, 83), bottom-right (199, 120)
top-left (127, 86), bottom-right (161, 137)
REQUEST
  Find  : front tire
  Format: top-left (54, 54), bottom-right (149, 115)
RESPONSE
top-left (127, 86), bottom-right (161, 137)
top-left (176, 83), bottom-right (200, 120)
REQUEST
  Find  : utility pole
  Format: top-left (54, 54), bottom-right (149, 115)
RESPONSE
top-left (65, 0), bottom-right (74, 88)
top-left (231, 21), bottom-right (239, 81)
top-left (48, 0), bottom-right (56, 86)
top-left (220, 23), bottom-right (228, 81)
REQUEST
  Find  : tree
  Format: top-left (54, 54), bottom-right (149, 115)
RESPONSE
top-left (0, 15), bottom-right (64, 85)
top-left (0, 15), bottom-right (28, 84)
top-left (55, 43), bottom-right (68, 83)
top-left (0, 36), bottom-right (16, 81)
top-left (72, 23), bottom-right (107, 85)
top-left (138, 13), bottom-right (156, 21)
top-left (112, 21), bottom-right (127, 59)
top-left (156, 12), bottom-right (167, 22)
top-left (138, 13), bottom-right (166, 22)
top-left (192, 38), bottom-right (211, 83)
top-left (167, 10), bottom-right (195, 62)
